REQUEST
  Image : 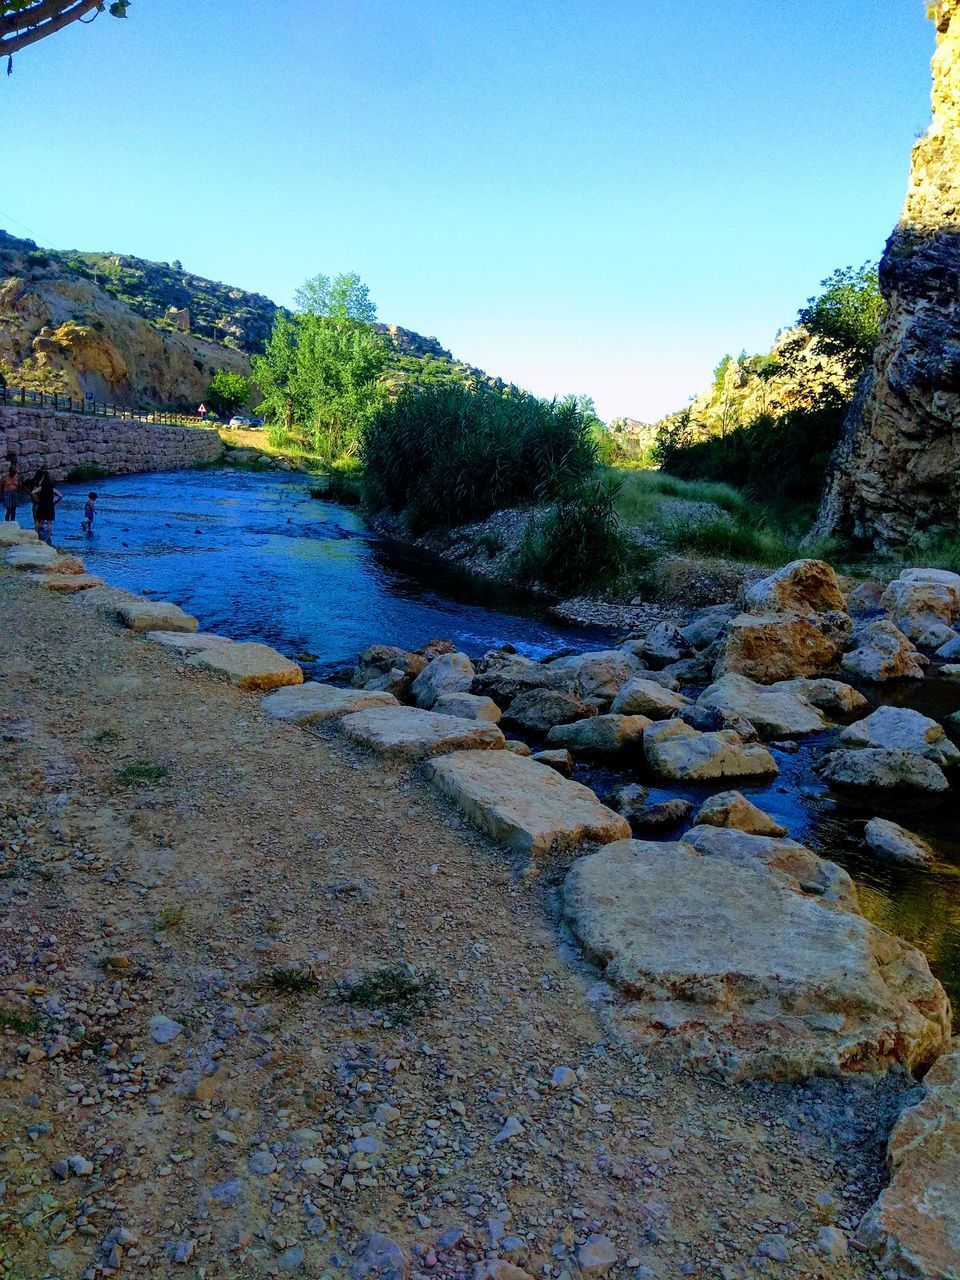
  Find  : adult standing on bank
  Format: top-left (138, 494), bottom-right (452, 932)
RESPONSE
top-left (31, 468), bottom-right (62, 545)
top-left (1, 459), bottom-right (19, 521)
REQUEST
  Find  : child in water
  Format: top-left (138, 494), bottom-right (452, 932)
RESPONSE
top-left (81, 491), bottom-right (97, 534)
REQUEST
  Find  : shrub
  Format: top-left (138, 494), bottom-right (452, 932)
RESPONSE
top-left (267, 966), bottom-right (320, 995)
top-left (339, 964), bottom-right (437, 1025)
top-left (116, 762), bottom-right (169, 784)
top-left (361, 384), bottom-right (598, 531)
top-left (513, 476), bottom-right (632, 594)
top-left (66, 462), bottom-right (110, 482)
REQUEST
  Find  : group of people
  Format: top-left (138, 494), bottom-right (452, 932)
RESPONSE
top-left (1, 455), bottom-right (97, 545)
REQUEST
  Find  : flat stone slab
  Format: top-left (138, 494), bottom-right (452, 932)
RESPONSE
top-left (424, 748), bottom-right (630, 862)
top-left (185, 642), bottom-right (303, 691)
top-left (563, 840), bottom-right (950, 1081)
top-left (262, 682), bottom-right (400, 724)
top-left (0, 523), bottom-right (38, 545)
top-left (5, 543), bottom-right (84, 573)
top-left (30, 572), bottom-right (104, 593)
top-left (116, 599), bottom-right (199, 634)
top-left (341, 706), bottom-right (504, 759)
top-left (145, 630), bottom-right (235, 654)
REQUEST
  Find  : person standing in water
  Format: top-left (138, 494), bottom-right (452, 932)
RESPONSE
top-left (1, 459), bottom-right (19, 522)
top-left (30, 469), bottom-right (62, 545)
top-left (81, 491), bottom-right (97, 534)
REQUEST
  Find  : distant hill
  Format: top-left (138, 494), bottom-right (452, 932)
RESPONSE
top-left (0, 229), bottom-right (512, 410)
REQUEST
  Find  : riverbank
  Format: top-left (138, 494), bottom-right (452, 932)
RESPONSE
top-left (0, 564), bottom-right (919, 1280)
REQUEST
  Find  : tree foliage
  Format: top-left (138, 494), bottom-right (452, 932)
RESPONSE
top-left (251, 272), bottom-right (387, 458)
top-left (206, 369), bottom-right (251, 418)
top-left (797, 261), bottom-right (885, 369)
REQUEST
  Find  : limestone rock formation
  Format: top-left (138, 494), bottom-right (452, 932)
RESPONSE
top-left (813, 1), bottom-right (960, 547)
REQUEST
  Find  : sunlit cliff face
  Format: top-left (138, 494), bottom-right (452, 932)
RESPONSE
top-left (813, 0), bottom-right (960, 549)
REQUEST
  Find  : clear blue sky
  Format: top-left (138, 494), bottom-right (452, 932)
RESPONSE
top-left (1, 0), bottom-right (934, 421)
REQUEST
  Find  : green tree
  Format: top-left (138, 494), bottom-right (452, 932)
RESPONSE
top-left (797, 262), bottom-right (885, 369)
top-left (253, 272), bottom-right (388, 457)
top-left (206, 369), bottom-right (251, 418)
top-left (294, 272), bottom-right (377, 324)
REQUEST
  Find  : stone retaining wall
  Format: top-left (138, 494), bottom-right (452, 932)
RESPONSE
top-left (0, 405), bottom-right (224, 481)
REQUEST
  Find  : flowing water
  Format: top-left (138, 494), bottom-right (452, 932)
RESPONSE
top-left (57, 468), bottom-right (960, 1018)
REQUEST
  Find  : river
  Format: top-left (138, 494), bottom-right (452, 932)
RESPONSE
top-left (57, 467), bottom-right (960, 1019)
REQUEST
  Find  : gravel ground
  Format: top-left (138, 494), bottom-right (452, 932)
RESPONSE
top-left (0, 571), bottom-right (914, 1280)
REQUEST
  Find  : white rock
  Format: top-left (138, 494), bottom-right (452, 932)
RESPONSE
top-left (839, 705), bottom-right (959, 767)
top-left (424, 749), bottom-right (629, 864)
top-left (412, 651), bottom-right (475, 709)
top-left (341, 705), bottom-right (504, 759)
top-left (546, 713), bottom-right (650, 755)
top-left (262, 682), bottom-right (398, 724)
top-left (697, 673), bottom-right (826, 739)
top-left (432, 691), bottom-right (502, 722)
top-left (821, 748), bottom-right (950, 794)
top-left (864, 818), bottom-right (935, 866)
top-left (145, 630), bottom-right (234, 653)
top-left (643, 718), bottom-right (778, 782)
top-left (610, 676), bottom-right (691, 718)
top-left (842, 618), bottom-right (927, 681)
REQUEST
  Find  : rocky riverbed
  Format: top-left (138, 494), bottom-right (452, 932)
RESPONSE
top-left (2, 527), bottom-right (959, 1280)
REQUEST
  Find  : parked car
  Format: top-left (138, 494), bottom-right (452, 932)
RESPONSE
top-left (248, 417), bottom-right (265, 429)
top-left (228, 416), bottom-right (253, 428)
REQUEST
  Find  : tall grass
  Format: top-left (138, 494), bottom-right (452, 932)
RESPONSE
top-left (361, 384), bottom-right (598, 531)
top-left (663, 514), bottom-right (792, 565)
top-left (512, 476), bottom-right (633, 594)
top-left (610, 468), bottom-right (750, 526)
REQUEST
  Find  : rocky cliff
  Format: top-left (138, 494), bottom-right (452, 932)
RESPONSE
top-left (813, 1), bottom-right (960, 549)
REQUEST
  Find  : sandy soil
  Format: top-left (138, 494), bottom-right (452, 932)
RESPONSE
top-left (0, 570), bottom-right (914, 1280)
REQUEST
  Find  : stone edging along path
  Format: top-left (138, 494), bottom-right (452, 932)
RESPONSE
top-left (3, 519), bottom-right (959, 1280)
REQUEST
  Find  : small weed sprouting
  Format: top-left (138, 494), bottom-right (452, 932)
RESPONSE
top-left (156, 905), bottom-right (186, 931)
top-left (0, 1008), bottom-right (40, 1035)
top-left (267, 966), bottom-right (320, 996)
top-left (340, 964), bottom-right (438, 1026)
top-left (116, 762), bottom-right (169, 785)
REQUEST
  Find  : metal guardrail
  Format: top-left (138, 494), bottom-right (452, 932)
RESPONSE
top-left (0, 384), bottom-right (211, 427)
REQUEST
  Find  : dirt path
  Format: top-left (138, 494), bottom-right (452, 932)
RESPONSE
top-left (0, 572), bottom-right (911, 1280)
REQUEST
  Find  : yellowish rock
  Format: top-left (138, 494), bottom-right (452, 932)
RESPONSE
top-left (185, 642), bottom-right (303, 691)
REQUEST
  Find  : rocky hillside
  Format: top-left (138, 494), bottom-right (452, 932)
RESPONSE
top-left (814, 0), bottom-right (960, 549)
top-left (0, 230), bottom-right (507, 411)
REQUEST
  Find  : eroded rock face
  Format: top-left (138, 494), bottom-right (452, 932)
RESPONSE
top-left (812, 1), bottom-right (960, 549)
top-left (857, 1050), bottom-right (960, 1280)
top-left (562, 840), bottom-right (951, 1081)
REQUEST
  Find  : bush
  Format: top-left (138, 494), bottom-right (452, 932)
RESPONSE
top-left (513, 476), bottom-right (632, 594)
top-left (361, 384), bottom-right (598, 531)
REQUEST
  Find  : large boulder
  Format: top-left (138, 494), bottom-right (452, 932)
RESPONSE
top-left (880, 576), bottom-right (959, 650)
top-left (693, 790), bottom-right (787, 837)
top-left (643, 719), bottom-right (778, 782)
top-left (472, 651), bottom-right (573, 703)
top-left (639, 622), bottom-right (691, 667)
top-left (857, 1050), bottom-right (960, 1280)
top-left (425, 749), bottom-right (629, 864)
top-left (185, 642), bottom-right (303, 691)
top-left (562, 840), bottom-right (951, 1081)
top-left (341, 706), bottom-right (504, 759)
top-left (546, 649), bottom-right (642, 706)
top-left (610, 676), bottom-right (691, 718)
top-left (411, 651), bottom-right (475, 709)
top-left (743, 559), bottom-right (846, 615)
top-left (820, 748), bottom-right (950, 795)
top-left (503, 688), bottom-right (596, 734)
top-left (685, 825), bottom-right (859, 912)
top-left (697, 673), bottom-right (826, 739)
top-left (864, 818), bottom-right (935, 868)
top-left (839, 705), bottom-right (960, 768)
top-left (545, 714), bottom-right (650, 755)
top-left (716, 610), bottom-right (852, 684)
top-left (842, 618), bottom-right (928, 682)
